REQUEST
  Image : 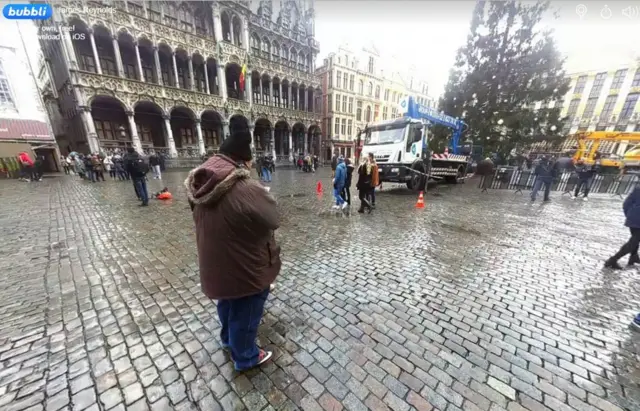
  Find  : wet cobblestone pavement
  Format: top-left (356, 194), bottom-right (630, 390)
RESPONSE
top-left (1, 168), bottom-right (639, 411)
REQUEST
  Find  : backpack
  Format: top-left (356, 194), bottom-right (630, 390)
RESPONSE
top-left (131, 156), bottom-right (149, 175)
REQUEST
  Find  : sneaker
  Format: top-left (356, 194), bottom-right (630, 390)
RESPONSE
top-left (631, 314), bottom-right (640, 332)
top-left (583, 197), bottom-right (588, 202)
top-left (604, 259), bottom-right (623, 270)
top-left (331, 205), bottom-right (340, 210)
top-left (341, 203), bottom-right (348, 210)
top-left (257, 349), bottom-right (273, 366)
top-left (629, 255), bottom-right (640, 266)
top-left (269, 283), bottom-right (275, 291)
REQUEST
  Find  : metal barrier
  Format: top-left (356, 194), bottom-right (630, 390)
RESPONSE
top-left (478, 169), bottom-right (639, 196)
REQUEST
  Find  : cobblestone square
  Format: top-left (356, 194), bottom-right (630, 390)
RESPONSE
top-left (0, 169), bottom-right (639, 411)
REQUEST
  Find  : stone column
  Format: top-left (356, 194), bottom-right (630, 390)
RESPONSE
top-left (278, 82), bottom-right (283, 108)
top-left (308, 89), bottom-right (313, 112)
top-left (195, 120), bottom-right (205, 155)
top-left (203, 61), bottom-right (210, 94)
top-left (62, 30), bottom-right (78, 70)
top-left (188, 56), bottom-right (195, 91)
top-left (271, 128), bottom-right (276, 159)
top-left (126, 111), bottom-right (143, 153)
top-left (217, 65), bottom-right (227, 100)
top-left (288, 84), bottom-right (293, 109)
top-left (269, 81), bottom-right (273, 107)
top-left (80, 106), bottom-right (100, 153)
top-left (135, 42), bottom-right (145, 81)
top-left (212, 5), bottom-right (223, 43)
top-left (222, 120), bottom-right (230, 140)
top-left (112, 36), bottom-right (125, 77)
top-left (246, 74), bottom-right (253, 106)
top-left (229, 19), bottom-right (235, 44)
top-left (242, 16), bottom-right (250, 51)
top-left (249, 125), bottom-right (255, 152)
top-left (288, 130), bottom-right (294, 160)
top-left (162, 115), bottom-right (178, 157)
top-left (153, 47), bottom-right (163, 85)
top-left (172, 52), bottom-right (180, 88)
top-left (88, 29), bottom-right (102, 75)
top-left (259, 77), bottom-right (263, 105)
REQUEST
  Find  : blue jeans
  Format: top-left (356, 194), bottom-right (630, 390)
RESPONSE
top-left (261, 167), bottom-right (272, 182)
top-left (334, 187), bottom-right (345, 205)
top-left (133, 177), bottom-right (149, 204)
top-left (531, 177), bottom-right (551, 201)
top-left (217, 288), bottom-right (270, 370)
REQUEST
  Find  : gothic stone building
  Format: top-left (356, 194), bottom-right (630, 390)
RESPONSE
top-left (39, 0), bottom-right (321, 162)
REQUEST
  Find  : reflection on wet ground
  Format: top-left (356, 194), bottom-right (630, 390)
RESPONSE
top-left (0, 168), bottom-right (638, 410)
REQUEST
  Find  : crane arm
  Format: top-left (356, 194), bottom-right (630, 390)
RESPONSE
top-left (401, 96), bottom-right (466, 154)
top-left (572, 131), bottom-right (640, 142)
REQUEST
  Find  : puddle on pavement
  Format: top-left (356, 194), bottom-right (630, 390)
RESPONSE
top-left (438, 222), bottom-right (482, 236)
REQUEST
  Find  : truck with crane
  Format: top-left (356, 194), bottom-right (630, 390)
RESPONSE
top-left (358, 96), bottom-right (471, 191)
top-left (570, 131), bottom-right (640, 173)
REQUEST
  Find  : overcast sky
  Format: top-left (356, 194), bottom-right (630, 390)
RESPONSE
top-left (14, 1), bottom-right (640, 99)
top-left (314, 0), bottom-right (640, 97)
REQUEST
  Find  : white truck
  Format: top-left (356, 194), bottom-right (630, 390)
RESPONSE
top-left (359, 96), bottom-right (471, 191)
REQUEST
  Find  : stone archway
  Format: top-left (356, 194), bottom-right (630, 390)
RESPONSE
top-left (170, 107), bottom-right (197, 157)
top-left (225, 63), bottom-right (243, 100)
top-left (134, 101), bottom-right (165, 151)
top-left (275, 120), bottom-right (290, 159)
top-left (90, 95), bottom-right (130, 153)
top-left (254, 118), bottom-right (272, 154)
top-left (201, 110), bottom-right (223, 151)
top-left (292, 122), bottom-right (306, 155)
top-left (307, 125), bottom-right (321, 156)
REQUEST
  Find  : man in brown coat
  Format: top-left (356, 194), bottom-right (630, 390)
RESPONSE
top-left (184, 130), bottom-right (281, 371)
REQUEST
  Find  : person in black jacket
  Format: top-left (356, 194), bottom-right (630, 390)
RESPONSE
top-left (605, 185), bottom-right (640, 269)
top-left (356, 159), bottom-right (373, 213)
top-left (342, 158), bottom-right (355, 205)
top-left (124, 147), bottom-right (150, 206)
top-left (572, 159), bottom-right (597, 200)
top-left (149, 152), bottom-right (162, 179)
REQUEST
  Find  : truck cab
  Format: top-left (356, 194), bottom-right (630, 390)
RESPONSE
top-left (361, 117), bottom-right (429, 189)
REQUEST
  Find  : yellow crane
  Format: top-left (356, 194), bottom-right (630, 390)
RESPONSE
top-left (571, 131), bottom-right (640, 172)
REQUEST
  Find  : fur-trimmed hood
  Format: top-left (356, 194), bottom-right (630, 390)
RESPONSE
top-left (184, 154), bottom-right (251, 206)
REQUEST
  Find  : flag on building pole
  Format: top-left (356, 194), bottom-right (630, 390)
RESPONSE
top-left (239, 64), bottom-right (247, 92)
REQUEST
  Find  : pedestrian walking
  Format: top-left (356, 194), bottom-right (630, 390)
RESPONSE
top-left (74, 155), bottom-right (86, 179)
top-left (261, 155), bottom-right (273, 183)
top-left (92, 154), bottom-right (105, 181)
top-left (149, 152), bottom-right (162, 179)
top-left (604, 185), bottom-right (640, 269)
top-left (124, 147), bottom-right (150, 206)
top-left (368, 153), bottom-right (380, 208)
top-left (530, 156), bottom-right (556, 202)
top-left (84, 154), bottom-right (95, 182)
top-left (18, 151), bottom-right (34, 182)
top-left (356, 155), bottom-right (374, 213)
top-left (330, 151), bottom-right (338, 178)
top-left (185, 129), bottom-right (280, 371)
top-left (342, 158), bottom-right (354, 205)
top-left (332, 156), bottom-right (347, 210)
top-left (104, 155), bottom-right (115, 178)
top-left (61, 156), bottom-right (70, 174)
top-left (572, 159), bottom-right (596, 201)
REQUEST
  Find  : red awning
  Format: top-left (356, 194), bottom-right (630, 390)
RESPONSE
top-left (0, 118), bottom-right (51, 141)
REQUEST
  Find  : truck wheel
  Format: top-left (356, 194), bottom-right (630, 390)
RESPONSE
top-left (445, 167), bottom-right (466, 184)
top-left (407, 164), bottom-right (425, 191)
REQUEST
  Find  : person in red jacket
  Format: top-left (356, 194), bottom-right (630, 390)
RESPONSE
top-left (18, 152), bottom-right (34, 181)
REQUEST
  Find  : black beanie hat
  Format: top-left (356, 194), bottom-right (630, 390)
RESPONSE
top-left (219, 130), bottom-right (253, 162)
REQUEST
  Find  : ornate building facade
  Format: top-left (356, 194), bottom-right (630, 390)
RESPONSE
top-left (39, 0), bottom-right (321, 162)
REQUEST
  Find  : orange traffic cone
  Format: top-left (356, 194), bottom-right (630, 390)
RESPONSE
top-left (415, 191), bottom-right (425, 209)
top-left (316, 181), bottom-right (323, 194)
